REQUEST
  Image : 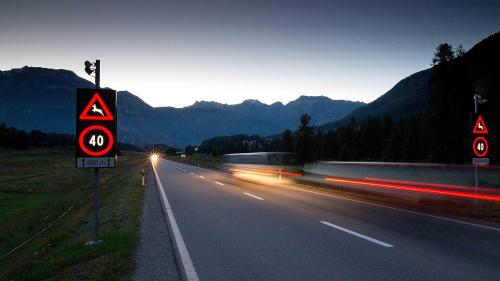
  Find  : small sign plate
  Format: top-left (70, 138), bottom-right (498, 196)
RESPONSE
top-left (76, 157), bottom-right (116, 168)
top-left (472, 158), bottom-right (489, 165)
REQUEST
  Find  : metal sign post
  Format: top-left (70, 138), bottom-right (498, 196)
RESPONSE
top-left (472, 93), bottom-right (489, 214)
top-left (77, 60), bottom-right (117, 245)
top-left (94, 60), bottom-right (100, 244)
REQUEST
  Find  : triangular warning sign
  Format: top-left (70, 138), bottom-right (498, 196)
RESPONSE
top-left (79, 93), bottom-right (114, 121)
top-left (473, 115), bottom-right (488, 134)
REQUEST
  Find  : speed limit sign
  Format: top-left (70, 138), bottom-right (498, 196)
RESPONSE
top-left (76, 89), bottom-right (117, 168)
top-left (472, 136), bottom-right (488, 158)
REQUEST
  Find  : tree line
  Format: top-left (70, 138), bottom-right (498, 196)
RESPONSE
top-left (188, 41), bottom-right (498, 165)
top-left (0, 123), bottom-right (75, 149)
top-left (0, 123), bottom-right (142, 152)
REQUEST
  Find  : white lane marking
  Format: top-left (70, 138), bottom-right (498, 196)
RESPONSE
top-left (190, 172), bottom-right (195, 175)
top-left (152, 163), bottom-right (200, 281)
top-left (244, 192), bottom-right (264, 201)
top-left (214, 181), bottom-right (225, 186)
top-left (320, 221), bottom-right (394, 248)
top-left (278, 184), bottom-right (500, 233)
top-left (183, 169), bottom-right (187, 172)
top-left (199, 175), bottom-right (205, 179)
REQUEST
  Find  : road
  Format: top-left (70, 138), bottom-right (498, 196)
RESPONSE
top-left (153, 159), bottom-right (500, 281)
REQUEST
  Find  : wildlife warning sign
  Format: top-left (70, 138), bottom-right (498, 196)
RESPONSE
top-left (76, 88), bottom-right (117, 168)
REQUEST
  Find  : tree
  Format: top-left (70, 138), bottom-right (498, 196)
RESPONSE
top-left (295, 114), bottom-right (315, 163)
top-left (280, 129), bottom-right (295, 152)
top-left (185, 145), bottom-right (196, 155)
top-left (432, 43), bottom-right (455, 66)
top-left (455, 44), bottom-right (466, 58)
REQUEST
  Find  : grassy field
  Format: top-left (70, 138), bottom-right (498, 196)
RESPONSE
top-left (168, 154), bottom-right (222, 170)
top-left (0, 148), bottom-right (148, 281)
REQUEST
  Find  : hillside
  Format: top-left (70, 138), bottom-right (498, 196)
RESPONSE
top-left (318, 68), bottom-right (432, 131)
top-left (318, 31), bottom-right (500, 133)
top-left (0, 67), bottom-right (363, 148)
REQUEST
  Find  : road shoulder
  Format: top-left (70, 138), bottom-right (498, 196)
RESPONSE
top-left (133, 166), bottom-right (181, 281)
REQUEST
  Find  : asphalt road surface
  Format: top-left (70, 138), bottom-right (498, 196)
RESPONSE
top-left (154, 159), bottom-right (500, 281)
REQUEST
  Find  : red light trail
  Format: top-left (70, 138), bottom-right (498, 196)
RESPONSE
top-left (324, 177), bottom-right (500, 202)
top-left (363, 177), bottom-right (498, 193)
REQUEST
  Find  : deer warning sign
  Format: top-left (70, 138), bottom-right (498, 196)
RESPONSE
top-left (76, 89), bottom-right (117, 168)
top-left (79, 93), bottom-right (114, 121)
top-left (472, 115), bottom-right (488, 134)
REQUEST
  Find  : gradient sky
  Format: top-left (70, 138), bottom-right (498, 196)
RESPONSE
top-left (1, 0), bottom-right (499, 108)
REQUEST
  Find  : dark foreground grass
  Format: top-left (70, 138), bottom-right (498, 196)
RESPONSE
top-left (0, 148), bottom-right (148, 281)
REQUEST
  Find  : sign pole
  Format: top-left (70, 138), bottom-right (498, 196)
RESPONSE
top-left (94, 167), bottom-right (99, 242)
top-left (79, 59), bottom-right (116, 245)
top-left (474, 93), bottom-right (478, 214)
top-left (93, 60), bottom-right (101, 243)
top-left (474, 93), bottom-right (479, 215)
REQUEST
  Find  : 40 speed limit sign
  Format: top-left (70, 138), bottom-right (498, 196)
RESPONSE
top-left (76, 89), bottom-right (117, 168)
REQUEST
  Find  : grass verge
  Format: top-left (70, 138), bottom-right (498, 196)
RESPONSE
top-left (0, 148), bottom-right (148, 281)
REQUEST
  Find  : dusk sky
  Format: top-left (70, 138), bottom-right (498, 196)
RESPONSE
top-left (1, 0), bottom-right (499, 107)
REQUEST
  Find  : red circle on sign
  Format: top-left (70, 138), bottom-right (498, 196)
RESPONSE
top-left (472, 136), bottom-right (488, 157)
top-left (78, 125), bottom-right (114, 156)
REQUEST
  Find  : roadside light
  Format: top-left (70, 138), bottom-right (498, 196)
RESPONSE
top-left (150, 153), bottom-right (159, 162)
top-left (84, 60), bottom-right (94, 75)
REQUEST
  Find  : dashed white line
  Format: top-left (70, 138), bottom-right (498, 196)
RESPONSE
top-left (199, 175), bottom-right (205, 179)
top-left (320, 221), bottom-right (394, 248)
top-left (190, 172), bottom-right (195, 175)
top-left (244, 192), bottom-right (264, 201)
top-left (278, 184), bottom-right (500, 233)
top-left (214, 181), bottom-right (225, 186)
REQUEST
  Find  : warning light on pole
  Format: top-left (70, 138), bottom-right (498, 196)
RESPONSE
top-left (84, 60), bottom-right (95, 75)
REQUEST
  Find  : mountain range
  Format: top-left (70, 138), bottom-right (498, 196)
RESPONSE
top-left (0, 68), bottom-right (363, 148)
top-left (4, 31), bottom-right (496, 148)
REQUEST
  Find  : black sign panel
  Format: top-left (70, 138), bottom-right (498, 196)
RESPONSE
top-left (76, 88), bottom-right (117, 168)
top-left (471, 114), bottom-right (490, 165)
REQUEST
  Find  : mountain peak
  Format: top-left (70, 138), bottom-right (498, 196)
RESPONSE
top-left (241, 99), bottom-right (265, 105)
top-left (190, 100), bottom-right (226, 109)
top-left (3, 66), bottom-right (78, 78)
top-left (0, 66), bottom-right (93, 89)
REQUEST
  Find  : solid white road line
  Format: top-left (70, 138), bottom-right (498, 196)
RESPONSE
top-left (152, 163), bottom-right (200, 281)
top-left (199, 175), bottom-right (205, 179)
top-left (320, 221), bottom-right (394, 248)
top-left (277, 184), bottom-right (500, 233)
top-left (214, 181), bottom-right (225, 186)
top-left (244, 192), bottom-right (264, 201)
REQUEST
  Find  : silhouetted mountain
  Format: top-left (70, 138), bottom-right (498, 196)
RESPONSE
top-left (0, 67), bottom-right (363, 147)
top-left (318, 68), bottom-right (432, 131)
top-left (318, 31), bottom-right (500, 132)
